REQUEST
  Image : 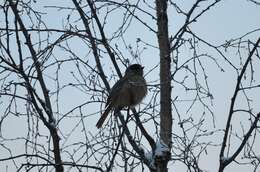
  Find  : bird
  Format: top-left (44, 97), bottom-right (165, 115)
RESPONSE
top-left (96, 64), bottom-right (147, 128)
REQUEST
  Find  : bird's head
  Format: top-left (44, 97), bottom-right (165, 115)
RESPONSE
top-left (125, 64), bottom-right (144, 76)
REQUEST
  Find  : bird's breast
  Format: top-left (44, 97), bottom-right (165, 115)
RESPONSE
top-left (128, 76), bottom-right (147, 106)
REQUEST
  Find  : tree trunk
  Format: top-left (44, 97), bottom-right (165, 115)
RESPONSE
top-left (156, 0), bottom-right (172, 171)
top-left (50, 128), bottom-right (64, 172)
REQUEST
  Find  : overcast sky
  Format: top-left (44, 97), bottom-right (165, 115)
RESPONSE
top-left (1, 0), bottom-right (260, 171)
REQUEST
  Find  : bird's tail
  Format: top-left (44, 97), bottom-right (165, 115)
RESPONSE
top-left (96, 105), bottom-right (112, 128)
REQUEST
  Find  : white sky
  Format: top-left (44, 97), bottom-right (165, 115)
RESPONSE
top-left (1, 0), bottom-right (260, 171)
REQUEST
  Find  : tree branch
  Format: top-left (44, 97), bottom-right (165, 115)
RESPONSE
top-left (219, 38), bottom-right (260, 172)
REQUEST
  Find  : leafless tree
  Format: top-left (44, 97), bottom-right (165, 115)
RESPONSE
top-left (0, 0), bottom-right (260, 172)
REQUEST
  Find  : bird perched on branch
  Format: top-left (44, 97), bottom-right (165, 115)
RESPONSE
top-left (96, 64), bottom-right (147, 128)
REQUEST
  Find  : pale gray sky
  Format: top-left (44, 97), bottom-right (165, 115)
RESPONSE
top-left (1, 0), bottom-right (260, 171)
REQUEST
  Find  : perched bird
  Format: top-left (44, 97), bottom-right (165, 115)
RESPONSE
top-left (96, 64), bottom-right (147, 128)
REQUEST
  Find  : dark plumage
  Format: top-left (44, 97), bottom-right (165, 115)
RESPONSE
top-left (96, 64), bottom-right (147, 128)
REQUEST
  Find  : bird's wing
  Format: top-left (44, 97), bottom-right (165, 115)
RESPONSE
top-left (105, 77), bottom-right (127, 107)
